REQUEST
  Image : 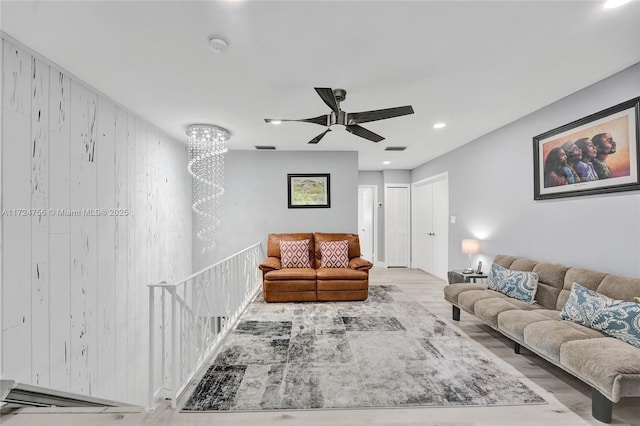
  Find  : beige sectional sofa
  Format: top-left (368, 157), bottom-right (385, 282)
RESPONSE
top-left (444, 254), bottom-right (640, 423)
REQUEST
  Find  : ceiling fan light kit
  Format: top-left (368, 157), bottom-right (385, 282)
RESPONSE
top-left (265, 87), bottom-right (414, 144)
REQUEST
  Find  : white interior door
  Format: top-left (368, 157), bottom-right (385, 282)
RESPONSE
top-left (385, 185), bottom-right (410, 267)
top-left (358, 186), bottom-right (375, 263)
top-left (411, 174), bottom-right (449, 279)
top-left (431, 178), bottom-right (449, 279)
top-left (412, 183), bottom-right (434, 272)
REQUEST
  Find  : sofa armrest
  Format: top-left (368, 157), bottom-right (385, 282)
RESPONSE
top-left (349, 257), bottom-right (373, 271)
top-left (259, 257), bottom-right (281, 272)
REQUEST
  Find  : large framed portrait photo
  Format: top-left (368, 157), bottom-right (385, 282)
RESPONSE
top-left (287, 173), bottom-right (331, 208)
top-left (533, 97), bottom-right (640, 200)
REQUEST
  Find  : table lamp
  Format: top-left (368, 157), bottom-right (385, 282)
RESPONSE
top-left (461, 239), bottom-right (480, 270)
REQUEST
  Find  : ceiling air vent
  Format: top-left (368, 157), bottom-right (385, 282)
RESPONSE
top-left (255, 145), bottom-right (276, 150)
top-left (385, 146), bottom-right (407, 151)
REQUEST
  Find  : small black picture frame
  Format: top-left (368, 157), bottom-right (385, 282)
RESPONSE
top-left (287, 173), bottom-right (331, 208)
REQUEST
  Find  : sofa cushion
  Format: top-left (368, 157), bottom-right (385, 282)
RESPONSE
top-left (314, 233), bottom-right (361, 268)
top-left (319, 240), bottom-right (349, 268)
top-left (597, 274), bottom-right (640, 302)
top-left (497, 309), bottom-right (559, 342)
top-left (267, 233), bottom-right (315, 263)
top-left (560, 283), bottom-right (640, 349)
top-left (492, 254), bottom-right (520, 269)
top-left (280, 239), bottom-right (311, 268)
top-left (474, 297), bottom-right (541, 328)
top-left (316, 267), bottom-right (368, 280)
top-left (531, 262), bottom-right (568, 310)
top-left (458, 289), bottom-right (507, 314)
top-left (443, 283), bottom-right (487, 305)
top-left (560, 337), bottom-right (640, 402)
top-left (556, 268), bottom-right (607, 310)
top-left (488, 264), bottom-right (539, 304)
top-left (523, 319), bottom-right (604, 363)
top-left (263, 268), bottom-right (316, 281)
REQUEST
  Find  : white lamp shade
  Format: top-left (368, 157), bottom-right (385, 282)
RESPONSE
top-left (461, 239), bottom-right (480, 255)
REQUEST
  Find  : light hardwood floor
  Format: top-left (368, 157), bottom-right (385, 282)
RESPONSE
top-left (2, 268), bottom-right (639, 426)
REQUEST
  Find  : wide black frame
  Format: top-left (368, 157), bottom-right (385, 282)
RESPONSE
top-left (287, 173), bottom-right (331, 208)
top-left (533, 97), bottom-right (640, 200)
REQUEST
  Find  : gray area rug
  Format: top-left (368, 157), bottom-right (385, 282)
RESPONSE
top-left (182, 285), bottom-right (546, 411)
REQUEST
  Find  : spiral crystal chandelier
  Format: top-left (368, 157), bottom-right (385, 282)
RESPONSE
top-left (186, 124), bottom-right (229, 252)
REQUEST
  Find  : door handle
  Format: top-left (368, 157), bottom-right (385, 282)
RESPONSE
top-left (427, 232), bottom-right (435, 236)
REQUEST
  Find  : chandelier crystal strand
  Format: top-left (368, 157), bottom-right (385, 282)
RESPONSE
top-left (186, 124), bottom-right (229, 252)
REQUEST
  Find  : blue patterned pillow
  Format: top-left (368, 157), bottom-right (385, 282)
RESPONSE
top-left (560, 283), bottom-right (640, 348)
top-left (487, 264), bottom-right (539, 304)
top-left (487, 263), bottom-right (508, 290)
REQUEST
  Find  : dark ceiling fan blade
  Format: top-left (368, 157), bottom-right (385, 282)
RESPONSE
top-left (314, 87), bottom-right (340, 114)
top-left (265, 114), bottom-right (329, 126)
top-left (345, 124), bottom-right (384, 143)
top-left (308, 128), bottom-right (331, 144)
top-left (347, 105), bottom-right (414, 125)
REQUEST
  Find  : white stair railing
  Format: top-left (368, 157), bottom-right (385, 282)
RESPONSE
top-left (148, 243), bottom-right (263, 409)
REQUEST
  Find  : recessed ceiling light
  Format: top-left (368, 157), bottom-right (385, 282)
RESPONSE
top-left (604, 0), bottom-right (631, 8)
top-left (208, 36), bottom-right (229, 53)
top-left (383, 161), bottom-right (391, 165)
top-left (269, 120), bottom-right (282, 125)
top-left (433, 122), bottom-right (446, 129)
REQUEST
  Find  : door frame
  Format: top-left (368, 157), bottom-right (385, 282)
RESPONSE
top-left (384, 183), bottom-right (411, 268)
top-left (357, 185), bottom-right (379, 265)
top-left (411, 172), bottom-right (449, 275)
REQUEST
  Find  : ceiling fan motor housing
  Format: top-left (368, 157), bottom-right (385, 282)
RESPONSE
top-left (330, 110), bottom-right (347, 127)
top-left (333, 88), bottom-right (346, 103)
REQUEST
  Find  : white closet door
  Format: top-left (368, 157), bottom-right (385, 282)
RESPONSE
top-left (385, 185), bottom-right (410, 267)
top-left (411, 173), bottom-right (449, 280)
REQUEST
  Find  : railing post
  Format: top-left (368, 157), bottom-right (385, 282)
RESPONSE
top-left (161, 289), bottom-right (166, 396)
top-left (148, 285), bottom-right (155, 409)
top-left (170, 286), bottom-right (178, 409)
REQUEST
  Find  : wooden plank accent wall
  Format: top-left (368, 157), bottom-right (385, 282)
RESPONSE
top-left (1, 37), bottom-right (192, 406)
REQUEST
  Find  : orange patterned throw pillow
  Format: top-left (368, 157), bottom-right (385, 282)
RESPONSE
top-left (279, 239), bottom-right (311, 268)
top-left (320, 240), bottom-right (349, 268)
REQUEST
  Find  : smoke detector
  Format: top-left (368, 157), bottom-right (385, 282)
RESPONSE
top-left (208, 36), bottom-right (229, 53)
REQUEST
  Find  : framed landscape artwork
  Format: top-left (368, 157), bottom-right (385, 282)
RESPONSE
top-left (533, 97), bottom-right (640, 200)
top-left (287, 173), bottom-right (331, 208)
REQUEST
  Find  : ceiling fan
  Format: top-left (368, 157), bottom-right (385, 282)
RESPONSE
top-left (264, 87), bottom-right (414, 144)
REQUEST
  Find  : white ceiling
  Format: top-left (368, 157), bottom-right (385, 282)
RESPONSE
top-left (1, 1), bottom-right (639, 170)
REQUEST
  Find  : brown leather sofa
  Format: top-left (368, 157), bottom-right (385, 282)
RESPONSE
top-left (258, 232), bottom-right (373, 302)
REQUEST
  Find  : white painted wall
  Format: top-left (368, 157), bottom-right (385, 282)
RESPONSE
top-left (193, 150), bottom-right (359, 270)
top-left (412, 62), bottom-right (640, 276)
top-left (1, 37), bottom-right (192, 406)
